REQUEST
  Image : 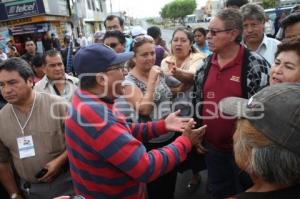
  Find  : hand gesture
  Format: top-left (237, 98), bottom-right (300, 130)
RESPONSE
top-left (182, 120), bottom-right (207, 146)
top-left (195, 140), bottom-right (207, 154)
top-left (38, 158), bottom-right (62, 183)
top-left (165, 110), bottom-right (195, 132)
top-left (148, 65), bottom-right (161, 83)
top-left (165, 61), bottom-right (177, 76)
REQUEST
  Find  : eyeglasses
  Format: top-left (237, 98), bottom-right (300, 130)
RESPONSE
top-left (207, 29), bottom-right (233, 36)
top-left (104, 64), bottom-right (126, 73)
top-left (132, 35), bottom-right (154, 48)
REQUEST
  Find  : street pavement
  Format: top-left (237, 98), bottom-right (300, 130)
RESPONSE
top-left (175, 170), bottom-right (212, 199)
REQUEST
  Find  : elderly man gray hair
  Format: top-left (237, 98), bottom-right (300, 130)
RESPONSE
top-left (219, 83), bottom-right (300, 198)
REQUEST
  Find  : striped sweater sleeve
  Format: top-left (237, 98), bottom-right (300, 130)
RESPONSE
top-left (127, 120), bottom-right (168, 142)
top-left (72, 97), bottom-right (192, 183)
top-left (94, 121), bottom-right (192, 183)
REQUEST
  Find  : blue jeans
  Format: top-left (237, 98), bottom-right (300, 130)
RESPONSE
top-left (205, 144), bottom-right (244, 199)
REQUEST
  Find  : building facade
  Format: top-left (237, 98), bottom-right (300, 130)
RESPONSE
top-left (0, 0), bottom-right (72, 53)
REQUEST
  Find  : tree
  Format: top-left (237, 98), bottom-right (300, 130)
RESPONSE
top-left (160, 3), bottom-right (170, 19)
top-left (160, 0), bottom-right (196, 25)
top-left (262, 0), bottom-right (275, 9)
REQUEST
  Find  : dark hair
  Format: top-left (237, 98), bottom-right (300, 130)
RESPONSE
top-left (79, 75), bottom-right (98, 90)
top-left (281, 13), bottom-right (300, 36)
top-left (226, 0), bottom-right (248, 8)
top-left (171, 27), bottom-right (197, 53)
top-left (291, 4), bottom-right (300, 13)
top-left (216, 8), bottom-right (243, 43)
top-left (275, 37), bottom-right (300, 58)
top-left (240, 3), bottom-right (266, 22)
top-left (103, 30), bottom-right (126, 45)
top-left (193, 27), bottom-right (207, 37)
top-left (0, 57), bottom-right (34, 81)
top-left (42, 49), bottom-right (62, 65)
top-left (31, 54), bottom-right (43, 68)
top-left (104, 15), bottom-right (124, 28)
top-left (147, 26), bottom-right (161, 39)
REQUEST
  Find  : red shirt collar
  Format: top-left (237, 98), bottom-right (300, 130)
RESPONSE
top-left (211, 45), bottom-right (245, 70)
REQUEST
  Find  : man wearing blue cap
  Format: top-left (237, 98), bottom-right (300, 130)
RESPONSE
top-left (64, 44), bottom-right (207, 199)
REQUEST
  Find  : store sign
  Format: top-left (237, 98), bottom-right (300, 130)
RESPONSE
top-left (10, 22), bottom-right (50, 35)
top-left (5, 0), bottom-right (38, 18)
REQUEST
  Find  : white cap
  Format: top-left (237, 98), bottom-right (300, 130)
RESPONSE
top-left (131, 26), bottom-right (146, 37)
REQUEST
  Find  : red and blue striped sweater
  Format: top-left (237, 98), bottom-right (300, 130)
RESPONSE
top-left (65, 90), bottom-right (192, 199)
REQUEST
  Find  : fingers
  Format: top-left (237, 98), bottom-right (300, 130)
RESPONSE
top-left (38, 169), bottom-right (57, 183)
top-left (195, 143), bottom-right (207, 154)
top-left (173, 109), bottom-right (181, 116)
top-left (192, 125), bottom-right (207, 134)
top-left (38, 172), bottom-right (50, 182)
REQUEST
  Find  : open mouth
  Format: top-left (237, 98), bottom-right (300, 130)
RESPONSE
top-left (271, 77), bottom-right (282, 84)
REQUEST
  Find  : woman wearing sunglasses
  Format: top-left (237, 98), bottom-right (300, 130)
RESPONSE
top-left (122, 35), bottom-right (177, 199)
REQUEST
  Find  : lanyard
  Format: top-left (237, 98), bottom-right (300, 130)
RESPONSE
top-left (11, 93), bottom-right (37, 135)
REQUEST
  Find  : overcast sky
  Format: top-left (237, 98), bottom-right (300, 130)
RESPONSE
top-left (106, 0), bottom-right (207, 18)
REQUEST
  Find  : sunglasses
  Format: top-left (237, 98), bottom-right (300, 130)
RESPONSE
top-left (106, 43), bottom-right (118, 49)
top-left (207, 29), bottom-right (233, 36)
top-left (132, 35), bottom-right (154, 48)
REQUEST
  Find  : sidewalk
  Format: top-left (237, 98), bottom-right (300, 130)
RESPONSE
top-left (175, 170), bottom-right (212, 199)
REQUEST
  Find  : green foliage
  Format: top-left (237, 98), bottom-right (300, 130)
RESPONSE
top-left (160, 0), bottom-right (196, 21)
top-left (262, 0), bottom-right (276, 9)
top-left (146, 18), bottom-right (155, 24)
top-left (160, 3), bottom-right (170, 19)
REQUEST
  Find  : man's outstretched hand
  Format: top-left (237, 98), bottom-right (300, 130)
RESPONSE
top-left (182, 119), bottom-right (207, 147)
top-left (164, 110), bottom-right (195, 132)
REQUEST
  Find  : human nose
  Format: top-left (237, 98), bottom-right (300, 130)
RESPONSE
top-left (272, 64), bottom-right (283, 74)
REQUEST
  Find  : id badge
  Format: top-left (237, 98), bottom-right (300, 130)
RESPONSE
top-left (17, 135), bottom-right (35, 159)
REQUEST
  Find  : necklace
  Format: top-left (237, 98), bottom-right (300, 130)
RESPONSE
top-left (11, 93), bottom-right (37, 135)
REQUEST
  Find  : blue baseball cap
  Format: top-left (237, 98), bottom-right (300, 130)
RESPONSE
top-left (74, 44), bottom-right (134, 75)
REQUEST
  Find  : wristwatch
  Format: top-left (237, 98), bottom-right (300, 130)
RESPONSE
top-left (10, 193), bottom-right (18, 199)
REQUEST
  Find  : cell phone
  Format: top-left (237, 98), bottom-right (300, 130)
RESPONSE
top-left (35, 168), bottom-right (48, 179)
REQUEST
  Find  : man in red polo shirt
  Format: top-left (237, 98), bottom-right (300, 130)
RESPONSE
top-left (192, 9), bottom-right (270, 199)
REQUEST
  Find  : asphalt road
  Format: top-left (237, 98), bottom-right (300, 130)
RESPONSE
top-left (174, 170), bottom-right (212, 199)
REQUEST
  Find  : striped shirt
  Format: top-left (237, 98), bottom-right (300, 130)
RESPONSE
top-left (65, 90), bottom-right (192, 199)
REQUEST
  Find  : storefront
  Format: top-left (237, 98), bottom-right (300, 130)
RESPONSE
top-left (0, 0), bottom-right (71, 54)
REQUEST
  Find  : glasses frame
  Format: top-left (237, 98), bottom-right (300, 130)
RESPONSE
top-left (132, 35), bottom-right (154, 48)
top-left (104, 64), bottom-right (126, 73)
top-left (207, 29), bottom-right (233, 36)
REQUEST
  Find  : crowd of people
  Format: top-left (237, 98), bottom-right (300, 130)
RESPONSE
top-left (0, 0), bottom-right (300, 199)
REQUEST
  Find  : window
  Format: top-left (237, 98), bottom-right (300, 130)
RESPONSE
top-left (91, 0), bottom-right (96, 11)
top-left (99, 0), bottom-right (103, 12)
top-left (87, 0), bottom-right (91, 10)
